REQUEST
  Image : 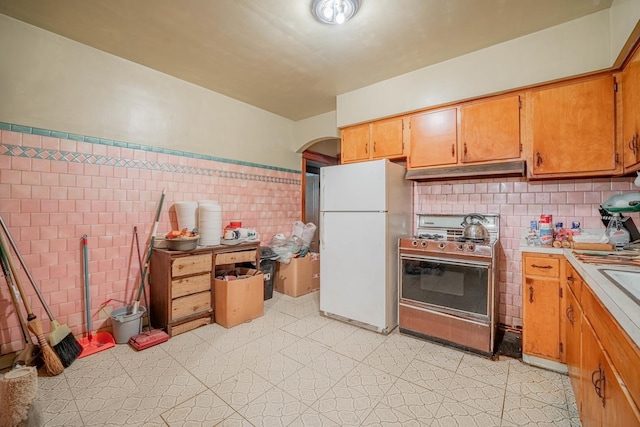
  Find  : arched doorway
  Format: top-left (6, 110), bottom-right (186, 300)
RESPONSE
top-left (300, 138), bottom-right (339, 252)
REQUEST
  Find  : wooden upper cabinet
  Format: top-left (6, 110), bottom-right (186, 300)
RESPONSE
top-left (409, 107), bottom-right (458, 168)
top-left (622, 56), bottom-right (640, 172)
top-left (371, 117), bottom-right (405, 159)
top-left (341, 117), bottom-right (406, 164)
top-left (341, 123), bottom-right (370, 163)
top-left (530, 75), bottom-right (619, 177)
top-left (460, 95), bottom-right (521, 163)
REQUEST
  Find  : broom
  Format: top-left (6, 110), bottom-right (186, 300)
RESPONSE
top-left (0, 228), bottom-right (64, 376)
top-left (0, 214), bottom-right (81, 367)
top-left (0, 245), bottom-right (39, 368)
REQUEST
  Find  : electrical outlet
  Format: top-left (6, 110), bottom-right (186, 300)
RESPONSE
top-left (99, 305), bottom-right (114, 320)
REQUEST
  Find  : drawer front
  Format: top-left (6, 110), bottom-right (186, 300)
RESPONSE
top-left (171, 254), bottom-right (212, 278)
top-left (171, 273), bottom-right (210, 299)
top-left (170, 317), bottom-right (211, 337)
top-left (524, 255), bottom-right (560, 278)
top-left (215, 250), bottom-right (257, 265)
top-left (172, 291), bottom-right (211, 320)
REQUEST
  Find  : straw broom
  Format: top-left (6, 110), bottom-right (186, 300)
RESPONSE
top-left (0, 215), bottom-right (81, 367)
top-left (0, 228), bottom-right (63, 376)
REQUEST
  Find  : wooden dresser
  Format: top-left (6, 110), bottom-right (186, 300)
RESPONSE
top-left (149, 241), bottom-right (260, 336)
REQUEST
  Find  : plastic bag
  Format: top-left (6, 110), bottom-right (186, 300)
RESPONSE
top-left (291, 221), bottom-right (317, 248)
top-left (269, 233), bottom-right (303, 264)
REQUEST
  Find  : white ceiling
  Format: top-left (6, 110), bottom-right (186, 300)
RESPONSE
top-left (0, 0), bottom-right (613, 121)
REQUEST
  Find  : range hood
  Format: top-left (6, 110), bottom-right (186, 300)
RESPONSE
top-left (405, 160), bottom-right (526, 181)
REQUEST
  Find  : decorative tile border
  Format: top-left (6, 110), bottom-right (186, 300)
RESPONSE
top-left (0, 121), bottom-right (301, 184)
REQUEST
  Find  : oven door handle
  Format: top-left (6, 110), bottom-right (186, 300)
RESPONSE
top-left (400, 254), bottom-right (491, 269)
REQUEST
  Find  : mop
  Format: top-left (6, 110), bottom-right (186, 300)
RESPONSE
top-left (0, 228), bottom-right (63, 376)
top-left (0, 214), bottom-right (82, 367)
top-left (0, 243), bottom-right (39, 368)
top-left (129, 191), bottom-right (169, 350)
top-left (78, 235), bottom-right (115, 357)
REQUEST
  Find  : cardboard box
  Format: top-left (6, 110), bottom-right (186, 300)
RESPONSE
top-left (214, 268), bottom-right (264, 328)
top-left (274, 253), bottom-right (320, 297)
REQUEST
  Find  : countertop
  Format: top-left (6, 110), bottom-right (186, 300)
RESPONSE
top-left (521, 240), bottom-right (640, 350)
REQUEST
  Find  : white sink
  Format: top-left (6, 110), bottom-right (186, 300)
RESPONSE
top-left (599, 269), bottom-right (640, 304)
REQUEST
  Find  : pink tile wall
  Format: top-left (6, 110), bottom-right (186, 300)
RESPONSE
top-left (0, 130), bottom-right (301, 356)
top-left (414, 176), bottom-right (640, 329)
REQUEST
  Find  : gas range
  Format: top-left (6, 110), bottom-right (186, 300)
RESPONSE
top-left (398, 213), bottom-right (500, 356)
top-left (400, 213), bottom-right (499, 259)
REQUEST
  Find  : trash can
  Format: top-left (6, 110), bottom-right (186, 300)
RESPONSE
top-left (240, 247), bottom-right (279, 300)
top-left (261, 259), bottom-right (276, 300)
top-left (259, 246), bottom-right (279, 300)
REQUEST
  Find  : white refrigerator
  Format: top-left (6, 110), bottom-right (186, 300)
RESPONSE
top-left (319, 159), bottom-right (412, 333)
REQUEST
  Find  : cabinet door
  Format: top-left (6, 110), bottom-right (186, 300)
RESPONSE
top-left (409, 108), bottom-right (458, 168)
top-left (581, 317), bottom-right (640, 427)
top-left (371, 117), bottom-right (404, 159)
top-left (565, 286), bottom-right (582, 409)
top-left (460, 95), bottom-right (521, 163)
top-left (341, 123), bottom-right (370, 163)
top-left (523, 277), bottom-right (560, 360)
top-left (622, 59), bottom-right (640, 171)
top-left (531, 75), bottom-right (617, 176)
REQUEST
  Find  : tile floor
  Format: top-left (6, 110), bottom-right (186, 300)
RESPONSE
top-left (29, 291), bottom-right (579, 426)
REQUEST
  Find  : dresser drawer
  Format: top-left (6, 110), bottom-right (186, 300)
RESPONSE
top-left (215, 250), bottom-right (257, 266)
top-left (171, 254), bottom-right (212, 278)
top-left (171, 273), bottom-right (211, 299)
top-left (171, 291), bottom-right (211, 320)
top-left (524, 255), bottom-right (560, 278)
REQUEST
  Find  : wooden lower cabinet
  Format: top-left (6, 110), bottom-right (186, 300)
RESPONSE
top-left (562, 260), bottom-right (640, 427)
top-left (149, 242), bottom-right (259, 336)
top-left (522, 253), bottom-right (564, 365)
top-left (565, 282), bottom-right (582, 407)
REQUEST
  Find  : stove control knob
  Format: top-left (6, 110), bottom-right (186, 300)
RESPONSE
top-left (411, 240), bottom-right (418, 247)
top-left (438, 242), bottom-right (446, 250)
top-left (467, 243), bottom-right (475, 252)
top-left (420, 240), bottom-right (428, 247)
top-left (456, 243), bottom-right (465, 251)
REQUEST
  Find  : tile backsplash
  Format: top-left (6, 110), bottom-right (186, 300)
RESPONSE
top-left (0, 126), bottom-right (301, 356)
top-left (2, 120), bottom-right (640, 355)
top-left (414, 177), bottom-right (640, 328)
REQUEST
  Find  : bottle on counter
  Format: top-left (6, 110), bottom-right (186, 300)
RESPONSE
top-left (526, 220), bottom-right (540, 246)
top-left (539, 215), bottom-right (553, 246)
top-left (571, 221), bottom-right (581, 235)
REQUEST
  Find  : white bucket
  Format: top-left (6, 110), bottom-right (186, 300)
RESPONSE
top-left (174, 201), bottom-right (198, 231)
top-left (198, 201), bottom-right (222, 246)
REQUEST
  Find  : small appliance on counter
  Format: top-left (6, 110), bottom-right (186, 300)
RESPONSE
top-left (599, 204), bottom-right (640, 243)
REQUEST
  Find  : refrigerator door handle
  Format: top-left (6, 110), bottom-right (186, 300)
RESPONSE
top-left (320, 212), bottom-right (325, 250)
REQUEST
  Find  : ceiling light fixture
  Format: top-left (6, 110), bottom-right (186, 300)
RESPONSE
top-left (311, 0), bottom-right (360, 25)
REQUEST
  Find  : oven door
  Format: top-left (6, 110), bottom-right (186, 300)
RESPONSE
top-left (399, 254), bottom-right (492, 322)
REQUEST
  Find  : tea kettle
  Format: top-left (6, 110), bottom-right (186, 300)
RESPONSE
top-left (461, 214), bottom-right (490, 241)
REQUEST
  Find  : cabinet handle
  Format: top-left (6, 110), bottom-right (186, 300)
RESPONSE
top-left (365, 143), bottom-right (368, 154)
top-left (536, 152), bottom-right (543, 167)
top-left (451, 144), bottom-right (455, 157)
top-left (591, 364), bottom-right (605, 406)
top-left (566, 304), bottom-right (574, 326)
top-left (373, 141), bottom-right (376, 153)
top-left (567, 275), bottom-right (574, 284)
top-left (531, 264), bottom-right (552, 269)
top-left (529, 284), bottom-right (534, 303)
top-left (463, 142), bottom-right (468, 157)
